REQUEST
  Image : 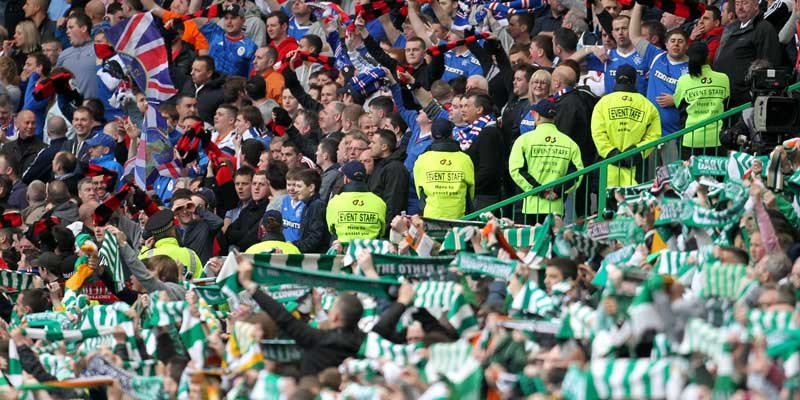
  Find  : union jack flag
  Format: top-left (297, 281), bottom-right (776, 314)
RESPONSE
top-left (106, 12), bottom-right (177, 103)
top-left (123, 105), bottom-right (181, 190)
top-left (111, 12), bottom-right (180, 189)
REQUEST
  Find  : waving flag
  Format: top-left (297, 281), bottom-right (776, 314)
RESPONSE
top-left (123, 107), bottom-right (180, 189)
top-left (109, 12), bottom-right (180, 189)
top-left (106, 12), bottom-right (177, 103)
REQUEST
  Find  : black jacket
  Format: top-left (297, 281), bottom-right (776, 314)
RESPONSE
top-left (252, 289), bottom-right (366, 376)
top-left (713, 13), bottom-right (782, 107)
top-left (181, 73), bottom-right (226, 124)
top-left (287, 125), bottom-right (320, 162)
top-left (22, 137), bottom-right (68, 184)
top-left (171, 41), bottom-right (197, 93)
top-left (55, 172), bottom-right (80, 198)
top-left (554, 87), bottom-right (598, 167)
top-left (37, 18), bottom-right (57, 41)
top-left (179, 207), bottom-right (224, 263)
top-left (465, 124), bottom-right (503, 197)
top-left (372, 301), bottom-right (456, 344)
top-left (368, 149), bottom-right (409, 227)
top-left (2, 136), bottom-right (47, 172)
top-left (294, 193), bottom-right (330, 253)
top-left (469, 38), bottom-right (512, 110)
top-left (501, 96), bottom-right (529, 150)
top-left (362, 35), bottom-right (444, 109)
top-left (282, 68), bottom-right (322, 113)
top-left (225, 198), bottom-right (268, 251)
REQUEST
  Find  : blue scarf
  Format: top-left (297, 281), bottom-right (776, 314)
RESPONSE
top-left (349, 68), bottom-right (387, 96)
top-left (453, 114), bottom-right (496, 150)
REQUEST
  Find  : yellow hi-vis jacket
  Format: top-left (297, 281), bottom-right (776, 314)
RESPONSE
top-left (326, 184), bottom-right (387, 242)
top-left (509, 122), bottom-right (584, 215)
top-left (413, 141), bottom-right (475, 219)
top-left (139, 237), bottom-right (203, 279)
top-left (591, 90), bottom-right (661, 187)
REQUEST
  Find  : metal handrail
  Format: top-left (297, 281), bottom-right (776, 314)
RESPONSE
top-left (461, 80), bottom-right (800, 221)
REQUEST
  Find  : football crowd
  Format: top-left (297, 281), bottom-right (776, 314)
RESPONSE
top-left (0, 0), bottom-right (799, 397)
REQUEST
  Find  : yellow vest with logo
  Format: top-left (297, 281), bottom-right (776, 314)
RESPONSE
top-left (413, 147), bottom-right (475, 219)
top-left (326, 190), bottom-right (387, 242)
top-left (139, 237), bottom-right (203, 279)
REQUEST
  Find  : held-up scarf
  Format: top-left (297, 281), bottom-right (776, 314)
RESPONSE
top-left (355, 0), bottom-right (404, 23)
top-left (453, 114), bottom-right (496, 150)
top-left (275, 50), bottom-right (336, 73)
top-left (451, 0), bottom-right (472, 31)
top-left (349, 68), bottom-right (387, 96)
top-left (426, 32), bottom-right (491, 57)
top-left (178, 4), bottom-right (221, 22)
top-left (396, 64), bottom-right (415, 84)
top-left (486, 0), bottom-right (544, 19)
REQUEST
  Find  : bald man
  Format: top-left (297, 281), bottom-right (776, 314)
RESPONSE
top-left (2, 111), bottom-right (46, 171)
top-left (550, 65), bottom-right (597, 218)
top-left (84, 0), bottom-right (106, 28)
top-left (22, 116), bottom-right (69, 184)
top-left (78, 200), bottom-right (99, 232)
top-left (465, 75), bottom-right (489, 95)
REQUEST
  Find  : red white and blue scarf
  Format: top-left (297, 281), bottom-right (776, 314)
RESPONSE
top-left (454, 114), bottom-right (496, 150)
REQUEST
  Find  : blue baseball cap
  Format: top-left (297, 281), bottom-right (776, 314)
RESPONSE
top-left (341, 161), bottom-right (367, 182)
top-left (85, 134), bottom-right (117, 150)
top-left (532, 98), bottom-right (557, 119)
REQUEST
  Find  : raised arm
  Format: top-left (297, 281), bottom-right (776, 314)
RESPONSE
top-left (407, 0), bottom-right (434, 47)
top-left (188, 0), bottom-right (203, 13)
top-left (430, 0), bottom-right (453, 29)
top-left (379, 14), bottom-right (402, 46)
top-left (140, 0), bottom-right (166, 17)
top-left (358, 16), bottom-right (400, 71)
top-left (282, 65), bottom-right (323, 113)
top-left (629, 3), bottom-right (645, 48)
top-left (237, 257), bottom-right (327, 348)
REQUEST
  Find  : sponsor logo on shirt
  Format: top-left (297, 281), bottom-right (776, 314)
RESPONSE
top-left (608, 106), bottom-right (645, 122)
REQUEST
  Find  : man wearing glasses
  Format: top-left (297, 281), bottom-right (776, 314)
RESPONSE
top-left (171, 189), bottom-right (222, 264)
top-left (346, 134), bottom-right (370, 163)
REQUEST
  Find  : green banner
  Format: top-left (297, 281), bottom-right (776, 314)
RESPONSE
top-left (453, 252), bottom-right (516, 281)
top-left (252, 253), bottom-right (344, 272)
top-left (252, 254), bottom-right (399, 298)
top-left (655, 200), bottom-right (685, 226)
top-left (422, 217), bottom-right (485, 240)
top-left (369, 253), bottom-right (455, 279)
top-left (265, 284), bottom-right (311, 303)
top-left (261, 339), bottom-right (304, 362)
top-left (691, 156), bottom-right (728, 177)
top-left (585, 217), bottom-right (638, 243)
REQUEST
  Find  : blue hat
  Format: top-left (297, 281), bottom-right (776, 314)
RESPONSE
top-left (615, 64), bottom-right (637, 84)
top-left (341, 161), bottom-right (367, 182)
top-left (431, 118), bottom-right (454, 140)
top-left (85, 134), bottom-right (116, 150)
top-left (532, 98), bottom-right (557, 119)
top-left (262, 209), bottom-right (282, 225)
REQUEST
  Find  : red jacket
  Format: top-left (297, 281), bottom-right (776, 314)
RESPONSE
top-left (699, 26), bottom-right (724, 64)
top-left (270, 36), bottom-right (299, 63)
